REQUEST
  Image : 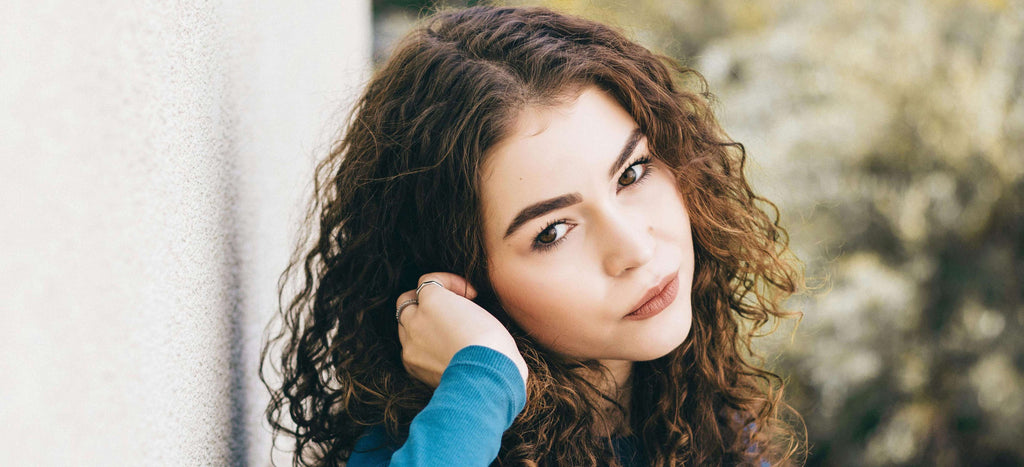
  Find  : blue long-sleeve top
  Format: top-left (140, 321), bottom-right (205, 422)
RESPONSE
top-left (348, 345), bottom-right (526, 466)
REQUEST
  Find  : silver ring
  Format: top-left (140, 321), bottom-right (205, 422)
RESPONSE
top-left (396, 299), bottom-right (418, 322)
top-left (416, 280), bottom-right (445, 299)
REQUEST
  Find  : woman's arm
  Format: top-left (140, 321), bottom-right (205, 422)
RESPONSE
top-left (349, 345), bottom-right (527, 466)
top-left (349, 272), bottom-right (527, 465)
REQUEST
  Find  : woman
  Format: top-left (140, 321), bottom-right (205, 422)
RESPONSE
top-left (262, 5), bottom-right (802, 466)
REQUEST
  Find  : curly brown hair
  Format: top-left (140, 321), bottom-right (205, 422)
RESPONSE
top-left (261, 5), bottom-right (803, 466)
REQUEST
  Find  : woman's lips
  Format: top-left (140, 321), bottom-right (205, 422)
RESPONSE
top-left (624, 273), bottom-right (680, 320)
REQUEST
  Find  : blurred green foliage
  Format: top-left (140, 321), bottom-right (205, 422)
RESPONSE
top-left (372, 1), bottom-right (1024, 465)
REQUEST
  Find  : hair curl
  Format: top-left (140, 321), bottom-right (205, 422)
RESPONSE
top-left (261, 6), bottom-right (803, 466)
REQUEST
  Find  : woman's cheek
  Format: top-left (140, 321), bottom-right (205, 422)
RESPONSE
top-left (497, 262), bottom-right (577, 320)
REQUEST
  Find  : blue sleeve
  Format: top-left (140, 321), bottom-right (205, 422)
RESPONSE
top-left (742, 422), bottom-right (772, 467)
top-left (348, 345), bottom-right (527, 466)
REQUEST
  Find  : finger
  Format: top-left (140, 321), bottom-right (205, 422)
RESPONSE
top-left (395, 290), bottom-right (417, 307)
top-left (397, 313), bottom-right (410, 341)
top-left (417, 272), bottom-right (478, 299)
top-left (395, 290), bottom-right (418, 326)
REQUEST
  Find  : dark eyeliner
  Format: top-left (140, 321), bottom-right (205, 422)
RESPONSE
top-left (531, 218), bottom-right (570, 252)
top-left (616, 155), bottom-right (654, 191)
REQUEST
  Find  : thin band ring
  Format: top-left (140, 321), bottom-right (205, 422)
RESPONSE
top-left (416, 280), bottom-right (445, 299)
top-left (396, 299), bottom-right (418, 323)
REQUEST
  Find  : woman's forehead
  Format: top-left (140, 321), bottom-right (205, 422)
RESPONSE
top-left (478, 87), bottom-right (642, 232)
top-left (482, 87), bottom-right (637, 174)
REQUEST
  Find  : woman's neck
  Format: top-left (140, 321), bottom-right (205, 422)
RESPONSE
top-left (592, 359), bottom-right (634, 438)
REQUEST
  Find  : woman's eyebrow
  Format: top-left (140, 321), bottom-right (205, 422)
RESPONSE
top-left (608, 128), bottom-right (643, 177)
top-left (504, 193), bottom-right (583, 239)
top-left (502, 128), bottom-right (644, 240)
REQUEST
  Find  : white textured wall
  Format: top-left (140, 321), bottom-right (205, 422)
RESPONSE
top-left (0, 1), bottom-right (371, 465)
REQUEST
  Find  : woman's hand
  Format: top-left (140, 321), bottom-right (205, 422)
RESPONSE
top-left (396, 272), bottom-right (528, 388)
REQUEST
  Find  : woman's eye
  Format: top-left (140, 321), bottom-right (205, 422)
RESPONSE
top-left (618, 163), bottom-right (646, 186)
top-left (536, 222), bottom-right (568, 245)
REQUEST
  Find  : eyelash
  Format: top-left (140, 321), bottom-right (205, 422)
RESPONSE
top-left (530, 155), bottom-right (656, 252)
top-left (531, 218), bottom-right (571, 252)
top-left (617, 156), bottom-right (654, 192)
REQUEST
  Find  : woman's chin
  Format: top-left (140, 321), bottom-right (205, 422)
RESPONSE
top-left (632, 302), bottom-right (693, 361)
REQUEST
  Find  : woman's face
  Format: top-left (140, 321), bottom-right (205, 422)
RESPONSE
top-left (480, 86), bottom-right (694, 364)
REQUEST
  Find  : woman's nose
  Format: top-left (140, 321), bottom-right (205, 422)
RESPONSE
top-left (599, 209), bottom-right (656, 276)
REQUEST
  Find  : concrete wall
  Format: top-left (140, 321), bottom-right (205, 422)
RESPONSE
top-left (0, 1), bottom-right (371, 464)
